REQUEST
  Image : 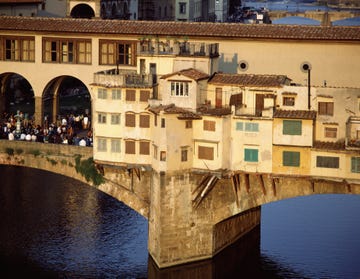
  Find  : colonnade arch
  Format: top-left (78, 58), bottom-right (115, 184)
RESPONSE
top-left (0, 72), bottom-right (35, 122)
top-left (70, 4), bottom-right (95, 18)
top-left (42, 76), bottom-right (92, 127)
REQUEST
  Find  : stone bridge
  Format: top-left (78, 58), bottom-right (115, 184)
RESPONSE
top-left (0, 140), bottom-right (359, 268)
top-left (268, 10), bottom-right (360, 25)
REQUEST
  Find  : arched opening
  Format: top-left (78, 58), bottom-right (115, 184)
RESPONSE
top-left (42, 76), bottom-right (91, 129)
top-left (0, 73), bottom-right (35, 123)
top-left (70, 4), bottom-right (95, 19)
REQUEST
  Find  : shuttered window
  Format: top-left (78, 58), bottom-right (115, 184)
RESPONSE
top-left (316, 156), bottom-right (339, 168)
top-left (283, 151), bottom-right (300, 167)
top-left (126, 89), bottom-right (136, 101)
top-left (244, 148), bottom-right (258, 162)
top-left (318, 102), bottom-right (334, 116)
top-left (140, 90), bottom-right (150, 102)
top-left (125, 141), bottom-right (135, 154)
top-left (139, 114), bottom-right (150, 128)
top-left (324, 127), bottom-right (337, 138)
top-left (245, 122), bottom-right (259, 132)
top-left (139, 141), bottom-right (150, 155)
top-left (203, 120), bottom-right (215, 131)
top-left (351, 157), bottom-right (360, 173)
top-left (111, 139), bottom-right (121, 153)
top-left (283, 120), bottom-right (302, 135)
top-left (125, 113), bottom-right (135, 127)
top-left (198, 146), bottom-right (214, 160)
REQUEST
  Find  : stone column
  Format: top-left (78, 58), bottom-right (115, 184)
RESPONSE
top-left (34, 96), bottom-right (43, 126)
top-left (148, 171), bottom-right (261, 268)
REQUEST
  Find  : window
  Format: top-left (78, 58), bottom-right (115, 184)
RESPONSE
top-left (204, 120), bottom-right (216, 131)
top-left (111, 139), bottom-right (121, 153)
top-left (153, 145), bottom-right (158, 159)
top-left (236, 122), bottom-right (244, 131)
top-left (161, 118), bottom-right (165, 128)
top-left (283, 96), bottom-right (295, 106)
top-left (99, 40), bottom-right (136, 66)
top-left (318, 102), bottom-right (334, 116)
top-left (245, 122), bottom-right (259, 132)
top-left (316, 156), bottom-right (339, 168)
top-left (283, 120), bottom-right (302, 135)
top-left (160, 151), bottom-right (166, 161)
top-left (126, 89), bottom-right (136, 101)
top-left (43, 37), bottom-right (91, 64)
top-left (179, 2), bottom-right (187, 14)
top-left (98, 88), bottom-right (107, 99)
top-left (185, 120), bottom-right (192, 129)
top-left (244, 148), bottom-right (258, 162)
top-left (171, 81), bottom-right (189, 96)
top-left (125, 113), bottom-right (136, 127)
top-left (1, 37), bottom-right (35, 62)
top-left (140, 90), bottom-right (150, 102)
top-left (283, 151), bottom-right (300, 167)
top-left (125, 140), bottom-right (135, 154)
top-left (181, 149), bottom-right (188, 162)
top-left (97, 138), bottom-right (107, 151)
top-left (324, 127), bottom-right (337, 138)
top-left (198, 146), bottom-right (214, 160)
top-left (98, 113), bottom-right (107, 124)
top-left (111, 114), bottom-right (120, 125)
top-left (351, 157), bottom-right (360, 173)
top-left (139, 141), bottom-right (150, 155)
top-left (139, 114), bottom-right (150, 128)
top-left (112, 89), bottom-right (121, 100)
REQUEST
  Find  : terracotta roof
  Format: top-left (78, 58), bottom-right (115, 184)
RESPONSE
top-left (160, 68), bottom-right (209, 81)
top-left (0, 16), bottom-right (359, 41)
top-left (148, 104), bottom-right (201, 117)
top-left (313, 141), bottom-right (345, 150)
top-left (208, 73), bottom-right (290, 87)
top-left (197, 105), bottom-right (232, 116)
top-left (273, 109), bottom-right (317, 119)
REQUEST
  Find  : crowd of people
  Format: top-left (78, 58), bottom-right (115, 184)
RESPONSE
top-left (0, 111), bottom-right (93, 147)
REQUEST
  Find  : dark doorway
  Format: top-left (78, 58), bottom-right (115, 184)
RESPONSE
top-left (70, 4), bottom-right (95, 19)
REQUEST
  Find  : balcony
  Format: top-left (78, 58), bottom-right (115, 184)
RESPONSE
top-left (346, 116), bottom-right (360, 149)
top-left (93, 69), bottom-right (154, 88)
top-left (138, 40), bottom-right (219, 58)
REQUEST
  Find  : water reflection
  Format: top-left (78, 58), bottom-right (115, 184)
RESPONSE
top-left (1, 165), bottom-right (360, 278)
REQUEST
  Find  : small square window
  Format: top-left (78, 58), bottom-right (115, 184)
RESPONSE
top-left (283, 96), bottom-right (295, 106)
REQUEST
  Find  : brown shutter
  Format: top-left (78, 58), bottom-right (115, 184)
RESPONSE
top-left (125, 113), bottom-right (136, 127)
top-left (125, 141), bottom-right (135, 154)
top-left (139, 114), bottom-right (150, 128)
top-left (198, 146), bottom-right (214, 160)
top-left (139, 141), bottom-right (150, 155)
top-left (140, 90), bottom-right (150, 102)
top-left (126, 89), bottom-right (136, 101)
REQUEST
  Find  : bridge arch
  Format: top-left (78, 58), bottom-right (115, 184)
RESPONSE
top-left (70, 4), bottom-right (95, 18)
top-left (0, 72), bottom-right (35, 122)
top-left (42, 76), bottom-right (91, 126)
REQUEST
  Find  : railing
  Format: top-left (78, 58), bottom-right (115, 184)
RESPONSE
top-left (93, 69), bottom-right (154, 87)
top-left (138, 41), bottom-right (219, 58)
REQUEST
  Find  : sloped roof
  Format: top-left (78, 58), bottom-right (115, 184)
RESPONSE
top-left (313, 141), bottom-right (345, 150)
top-left (273, 109), bottom-right (317, 119)
top-left (0, 16), bottom-right (359, 41)
top-left (208, 73), bottom-right (290, 87)
top-left (0, 0), bottom-right (42, 3)
top-left (160, 68), bottom-right (209, 81)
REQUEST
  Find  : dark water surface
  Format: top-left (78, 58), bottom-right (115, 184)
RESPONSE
top-left (0, 165), bottom-right (360, 278)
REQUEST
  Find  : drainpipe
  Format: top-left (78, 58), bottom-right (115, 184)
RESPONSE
top-left (307, 68), bottom-right (311, 110)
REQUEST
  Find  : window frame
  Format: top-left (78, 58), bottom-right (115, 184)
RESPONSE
top-left (318, 102), bottom-right (334, 116)
top-left (198, 146), bottom-right (214, 160)
top-left (351, 157), bottom-right (360, 173)
top-left (316, 156), bottom-right (339, 169)
top-left (99, 39), bottom-right (136, 66)
top-left (283, 120), bottom-right (302, 135)
top-left (1, 36), bottom-right (35, 62)
top-left (244, 148), bottom-right (259, 162)
top-left (282, 151), bottom-right (300, 167)
top-left (170, 81), bottom-right (189, 96)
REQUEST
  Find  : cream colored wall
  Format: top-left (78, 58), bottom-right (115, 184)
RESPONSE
top-left (277, 86), bottom-right (310, 110)
top-left (160, 76), bottom-right (197, 110)
top-left (192, 116), bottom-right (225, 170)
top-left (273, 118), bottom-right (313, 146)
top-left (230, 118), bottom-right (273, 173)
top-left (216, 40), bottom-right (360, 88)
top-left (314, 87), bottom-right (360, 142)
top-left (272, 145), bottom-right (311, 175)
top-left (310, 150), bottom-right (347, 179)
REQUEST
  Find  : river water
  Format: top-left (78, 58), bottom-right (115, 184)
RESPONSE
top-left (0, 165), bottom-right (360, 278)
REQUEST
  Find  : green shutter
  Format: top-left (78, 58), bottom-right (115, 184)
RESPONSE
top-left (283, 120), bottom-right (302, 135)
top-left (283, 151), bottom-right (300, 167)
top-left (351, 157), bottom-right (360, 173)
top-left (245, 149), bottom-right (258, 162)
top-left (236, 122), bottom-right (243, 131)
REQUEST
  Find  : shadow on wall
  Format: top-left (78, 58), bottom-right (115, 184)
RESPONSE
top-left (219, 53), bottom-right (239, 74)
